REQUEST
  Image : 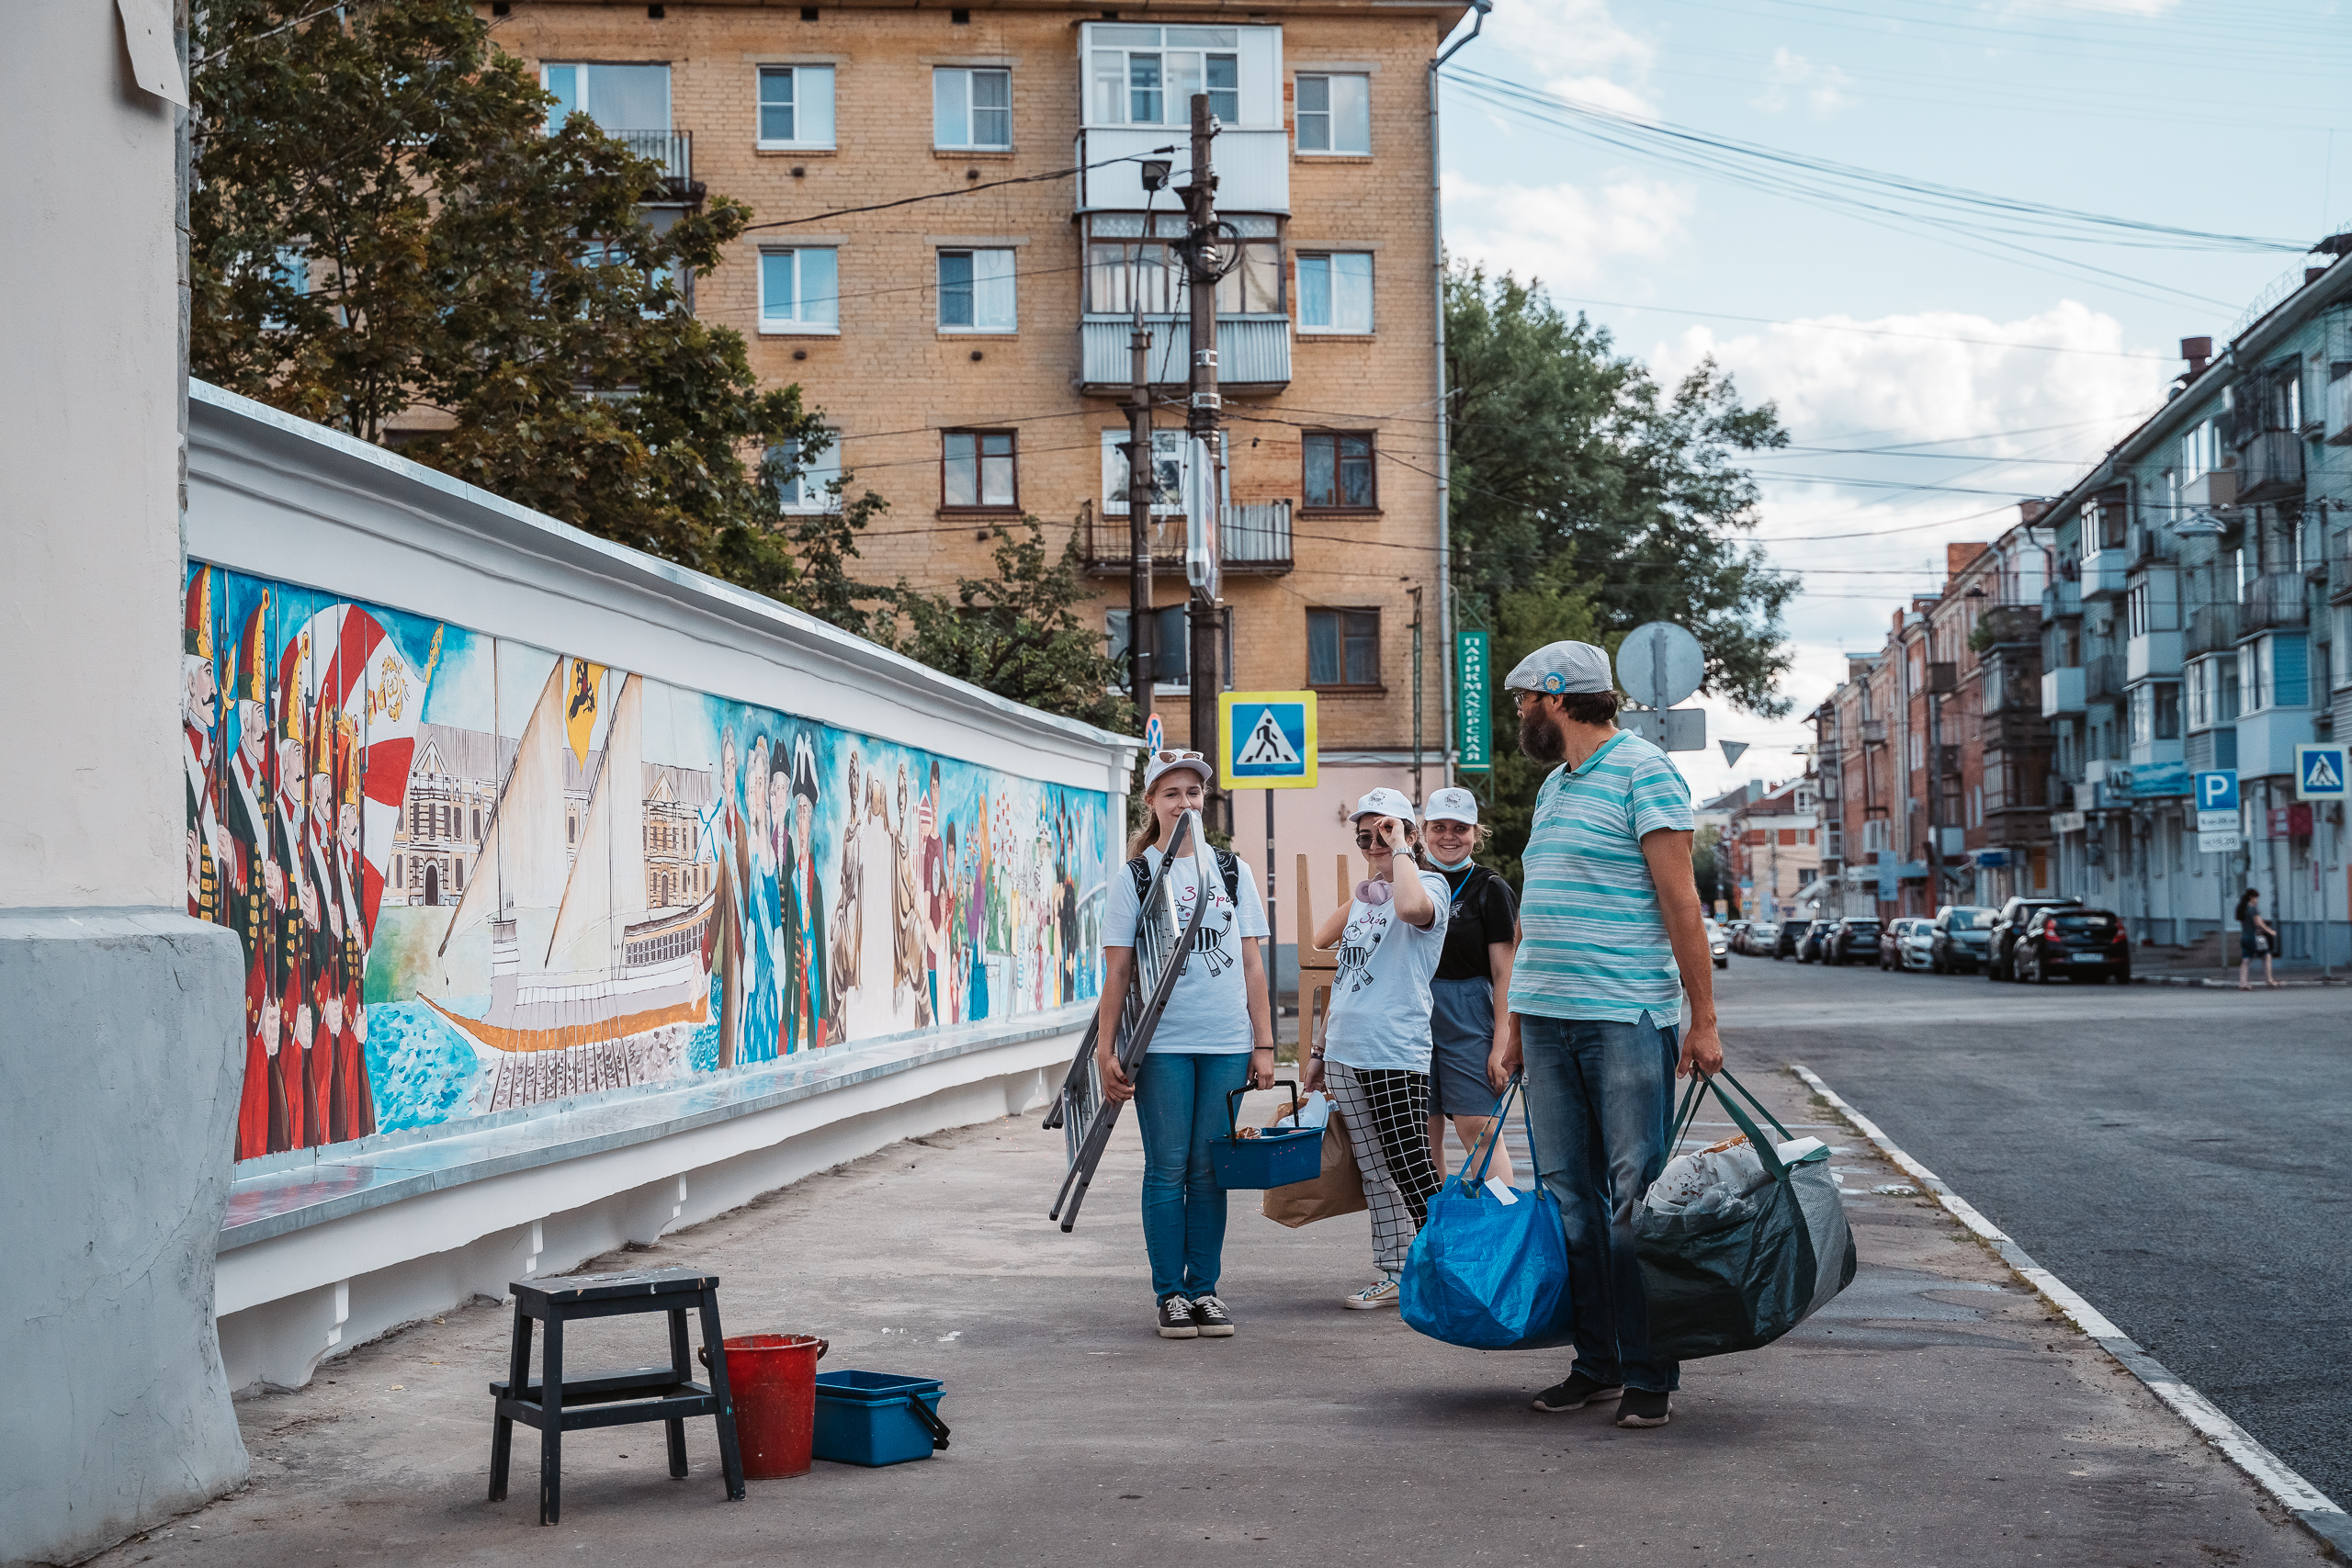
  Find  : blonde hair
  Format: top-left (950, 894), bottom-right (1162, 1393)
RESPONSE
top-left (1127, 773), bottom-right (1203, 858)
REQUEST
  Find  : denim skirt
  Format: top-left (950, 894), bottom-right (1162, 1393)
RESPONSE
top-left (1426, 975), bottom-right (1498, 1119)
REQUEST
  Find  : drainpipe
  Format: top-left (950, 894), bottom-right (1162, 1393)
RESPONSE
top-left (1429, 0), bottom-right (1489, 791)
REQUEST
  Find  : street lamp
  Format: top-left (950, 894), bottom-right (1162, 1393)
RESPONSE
top-left (2173, 509), bottom-right (2229, 536)
top-left (1138, 158), bottom-right (1173, 192)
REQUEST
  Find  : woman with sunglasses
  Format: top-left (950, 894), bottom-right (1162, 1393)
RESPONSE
top-left (1302, 788), bottom-right (1451, 1311)
top-left (1096, 750), bottom-right (1276, 1340)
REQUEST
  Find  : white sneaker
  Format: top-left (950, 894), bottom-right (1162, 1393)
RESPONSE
top-left (1343, 1275), bottom-right (1400, 1311)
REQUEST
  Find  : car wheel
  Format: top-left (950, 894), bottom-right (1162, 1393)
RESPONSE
top-left (2028, 949), bottom-right (2050, 985)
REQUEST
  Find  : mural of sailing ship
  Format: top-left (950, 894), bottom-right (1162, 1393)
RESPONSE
top-left (423, 662), bottom-right (716, 1112)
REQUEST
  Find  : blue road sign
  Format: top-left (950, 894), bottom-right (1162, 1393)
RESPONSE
top-left (1218, 692), bottom-right (1318, 789)
top-left (2194, 770), bottom-right (2239, 813)
top-left (2296, 744), bottom-right (2347, 801)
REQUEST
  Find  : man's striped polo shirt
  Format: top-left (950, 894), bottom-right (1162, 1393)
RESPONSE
top-left (1506, 728), bottom-right (1695, 1023)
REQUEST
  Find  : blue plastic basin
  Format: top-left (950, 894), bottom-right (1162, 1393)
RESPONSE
top-left (1210, 1124), bottom-right (1324, 1190)
top-left (811, 1370), bottom-right (946, 1467)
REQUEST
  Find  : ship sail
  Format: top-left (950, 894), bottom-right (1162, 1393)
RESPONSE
top-left (544, 671), bottom-right (648, 973)
top-left (436, 658), bottom-right (572, 956)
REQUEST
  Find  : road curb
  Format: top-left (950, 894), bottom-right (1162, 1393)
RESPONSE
top-left (2132, 974), bottom-right (2346, 987)
top-left (1790, 1062), bottom-right (2351, 1562)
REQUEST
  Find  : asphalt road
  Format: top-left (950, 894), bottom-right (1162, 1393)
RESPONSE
top-left (1715, 949), bottom-right (2352, 1511)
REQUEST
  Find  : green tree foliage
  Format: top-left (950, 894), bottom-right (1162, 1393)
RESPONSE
top-left (189, 0), bottom-right (828, 594)
top-left (1446, 266), bottom-right (1797, 716)
top-left (1464, 576), bottom-right (1601, 888)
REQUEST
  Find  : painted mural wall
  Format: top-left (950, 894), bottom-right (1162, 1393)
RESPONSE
top-left (179, 563), bottom-right (1114, 1164)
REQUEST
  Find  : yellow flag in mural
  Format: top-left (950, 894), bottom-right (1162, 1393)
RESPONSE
top-left (563, 659), bottom-right (605, 765)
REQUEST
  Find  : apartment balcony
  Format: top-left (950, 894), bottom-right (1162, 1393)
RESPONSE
top-left (1080, 317), bottom-right (1291, 396)
top-left (2242, 570), bottom-right (2308, 633)
top-left (2185, 600), bottom-right (2240, 657)
top-left (2085, 652), bottom-right (2128, 702)
top-left (2041, 580), bottom-right (2081, 621)
top-left (2041, 665), bottom-right (2086, 716)
top-left (2235, 430), bottom-right (2305, 505)
top-left (610, 130), bottom-right (702, 202)
top-left (1083, 501), bottom-right (1293, 576)
top-left (2130, 526), bottom-right (2177, 568)
top-left (2329, 372), bottom-right (2352, 446)
top-left (1860, 718), bottom-right (1887, 743)
top-left (1975, 604), bottom-right (2041, 647)
top-left (2080, 549), bottom-right (2130, 601)
top-left (2126, 629), bottom-right (2182, 682)
top-left (2331, 525), bottom-right (2352, 604)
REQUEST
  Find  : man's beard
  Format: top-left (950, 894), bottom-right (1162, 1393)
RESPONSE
top-left (1519, 705), bottom-right (1567, 764)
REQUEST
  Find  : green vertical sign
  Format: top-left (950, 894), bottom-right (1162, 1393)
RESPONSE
top-left (1456, 628), bottom-right (1491, 773)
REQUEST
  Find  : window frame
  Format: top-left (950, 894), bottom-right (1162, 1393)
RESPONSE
top-left (767, 428), bottom-right (843, 513)
top-left (756, 246), bottom-right (841, 334)
top-left (933, 65), bottom-right (1012, 150)
top-left (935, 247), bottom-right (1018, 333)
top-left (1295, 251), bottom-right (1374, 333)
top-left (1085, 26), bottom-right (1243, 129)
top-left (1305, 605), bottom-right (1383, 691)
top-left (940, 428), bottom-right (1019, 513)
top-left (756, 64), bottom-right (837, 150)
top-left (541, 62), bottom-right (673, 135)
top-left (1300, 430), bottom-right (1377, 513)
top-left (1294, 72), bottom-right (1371, 154)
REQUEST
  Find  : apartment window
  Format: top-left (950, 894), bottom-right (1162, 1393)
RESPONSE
top-left (766, 430), bottom-right (842, 512)
top-left (1861, 818), bottom-right (1890, 853)
top-left (1306, 607), bottom-right (1381, 689)
top-left (1302, 431), bottom-right (1374, 510)
top-left (2188, 660), bottom-right (2211, 729)
top-left (1101, 428), bottom-right (1187, 514)
top-left (1295, 73), bottom-right (1370, 153)
top-left (758, 248), bottom-right (839, 332)
top-left (1108, 605), bottom-right (1233, 691)
top-left (1088, 25), bottom-right (1240, 127)
top-left (937, 249), bottom-right (1016, 332)
top-left (1084, 213), bottom-right (1282, 315)
top-left (2338, 607), bottom-right (2352, 685)
top-left (1296, 253), bottom-right (1373, 333)
top-left (942, 430), bottom-right (1016, 510)
top-left (933, 67), bottom-right (1011, 149)
top-left (2154, 682), bottom-right (2180, 739)
top-left (542, 62), bottom-right (672, 133)
top-left (757, 65), bottom-right (836, 147)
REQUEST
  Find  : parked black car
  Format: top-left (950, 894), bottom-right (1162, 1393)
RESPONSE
top-left (1825, 917), bottom-right (1881, 964)
top-left (1987, 896), bottom-right (2085, 980)
top-left (1795, 919), bottom-right (1835, 963)
top-left (2012, 906), bottom-right (2131, 984)
top-left (1930, 905), bottom-right (1996, 973)
top-left (1767, 920), bottom-right (1798, 959)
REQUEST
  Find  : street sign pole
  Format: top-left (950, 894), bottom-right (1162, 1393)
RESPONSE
top-left (1221, 691), bottom-right (1319, 1052)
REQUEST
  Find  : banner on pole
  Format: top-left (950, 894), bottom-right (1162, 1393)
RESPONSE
top-left (1456, 629), bottom-right (1491, 773)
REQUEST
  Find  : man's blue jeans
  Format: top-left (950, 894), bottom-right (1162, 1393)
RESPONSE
top-left (1519, 1012), bottom-right (1680, 1393)
top-left (1133, 1051), bottom-right (1251, 1299)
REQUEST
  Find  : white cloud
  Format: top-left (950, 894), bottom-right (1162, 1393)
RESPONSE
top-left (1750, 48), bottom-right (1854, 118)
top-left (1477, 0), bottom-right (1659, 117)
top-left (1444, 173), bottom-right (1694, 292)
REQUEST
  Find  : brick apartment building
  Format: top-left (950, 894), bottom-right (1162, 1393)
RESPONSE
top-left (490, 0), bottom-right (1474, 973)
top-left (1722, 776), bottom-right (1820, 925)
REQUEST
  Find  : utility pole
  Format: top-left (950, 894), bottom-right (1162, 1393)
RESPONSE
top-left (1182, 93), bottom-right (1224, 826)
top-left (1125, 164), bottom-right (1170, 722)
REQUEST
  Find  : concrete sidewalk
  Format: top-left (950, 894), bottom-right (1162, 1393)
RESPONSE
top-left (100, 1068), bottom-right (2324, 1567)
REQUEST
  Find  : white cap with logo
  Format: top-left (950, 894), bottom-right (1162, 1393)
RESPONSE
top-left (1423, 786), bottom-right (1478, 825)
top-left (1348, 786), bottom-right (1418, 823)
top-left (1504, 639), bottom-right (1614, 695)
top-left (1140, 749), bottom-right (1214, 793)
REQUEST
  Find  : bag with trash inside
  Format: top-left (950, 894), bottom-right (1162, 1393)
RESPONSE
top-left (1397, 1077), bottom-right (1576, 1351)
top-left (1634, 1069), bottom-right (1856, 1361)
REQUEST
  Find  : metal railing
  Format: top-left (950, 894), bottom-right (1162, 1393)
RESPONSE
top-left (2242, 570), bottom-right (2309, 632)
top-left (608, 130), bottom-right (696, 193)
top-left (1084, 501), bottom-right (1293, 574)
top-left (2234, 430), bottom-right (2305, 504)
top-left (2086, 652), bottom-right (2128, 700)
top-left (2041, 580), bottom-right (2082, 620)
top-left (2131, 525), bottom-right (2177, 566)
top-left (2185, 600), bottom-right (2240, 656)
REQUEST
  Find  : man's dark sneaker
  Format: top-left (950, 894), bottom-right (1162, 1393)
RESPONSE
top-left (1190, 1294), bottom-right (1236, 1337)
top-left (1614, 1389), bottom-right (1672, 1428)
top-left (1530, 1371), bottom-right (1625, 1413)
top-left (1158, 1293), bottom-right (1200, 1338)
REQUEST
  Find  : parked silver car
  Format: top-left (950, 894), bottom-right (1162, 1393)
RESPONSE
top-left (1880, 916), bottom-right (1934, 972)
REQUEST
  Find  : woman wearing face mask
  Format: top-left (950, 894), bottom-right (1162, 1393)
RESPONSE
top-left (1302, 788), bottom-right (1451, 1311)
top-left (1419, 787), bottom-right (1519, 1187)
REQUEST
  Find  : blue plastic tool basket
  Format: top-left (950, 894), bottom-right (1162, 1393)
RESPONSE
top-left (811, 1370), bottom-right (951, 1467)
top-left (1210, 1080), bottom-right (1323, 1190)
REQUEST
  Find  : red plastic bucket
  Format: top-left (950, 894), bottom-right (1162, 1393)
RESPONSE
top-left (708, 1334), bottom-right (827, 1479)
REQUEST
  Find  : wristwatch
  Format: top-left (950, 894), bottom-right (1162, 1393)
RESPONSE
top-left (1309, 1050), bottom-right (1326, 1061)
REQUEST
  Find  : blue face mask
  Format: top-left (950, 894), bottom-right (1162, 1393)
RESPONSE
top-left (1430, 853), bottom-right (1473, 873)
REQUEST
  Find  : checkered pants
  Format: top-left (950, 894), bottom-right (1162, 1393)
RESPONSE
top-left (1324, 1061), bottom-right (1442, 1272)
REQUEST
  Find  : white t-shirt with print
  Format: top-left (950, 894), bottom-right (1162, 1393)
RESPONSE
top-left (1322, 866), bottom-right (1452, 1072)
top-left (1102, 845), bottom-right (1269, 1055)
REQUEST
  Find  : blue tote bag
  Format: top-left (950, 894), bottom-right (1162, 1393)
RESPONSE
top-left (1399, 1077), bottom-right (1576, 1351)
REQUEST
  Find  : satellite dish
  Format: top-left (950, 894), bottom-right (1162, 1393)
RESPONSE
top-left (1617, 622), bottom-right (1704, 709)
top-left (1720, 740), bottom-right (1749, 767)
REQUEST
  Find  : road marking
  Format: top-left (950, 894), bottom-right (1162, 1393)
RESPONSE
top-left (1790, 1062), bottom-right (2352, 1557)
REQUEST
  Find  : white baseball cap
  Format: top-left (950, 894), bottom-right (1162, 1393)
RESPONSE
top-left (1348, 786), bottom-right (1418, 823)
top-left (1505, 639), bottom-right (1614, 695)
top-left (1140, 749), bottom-right (1214, 793)
top-left (1424, 786), bottom-right (1478, 825)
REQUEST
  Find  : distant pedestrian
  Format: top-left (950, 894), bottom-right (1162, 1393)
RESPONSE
top-left (2235, 887), bottom-right (2278, 990)
top-left (1419, 787), bottom-right (1519, 1188)
top-left (1302, 788), bottom-right (1451, 1312)
top-left (1492, 641), bottom-right (1722, 1431)
top-left (1096, 750), bottom-right (1275, 1340)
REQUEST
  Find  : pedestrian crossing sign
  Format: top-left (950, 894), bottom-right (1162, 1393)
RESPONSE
top-left (2295, 744), bottom-right (2346, 802)
top-left (1218, 691), bottom-right (1318, 790)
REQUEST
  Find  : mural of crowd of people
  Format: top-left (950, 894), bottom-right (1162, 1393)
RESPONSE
top-left (181, 563), bottom-right (1115, 1164)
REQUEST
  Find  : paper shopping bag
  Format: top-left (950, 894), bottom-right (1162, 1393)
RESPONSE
top-left (1261, 1108), bottom-right (1369, 1228)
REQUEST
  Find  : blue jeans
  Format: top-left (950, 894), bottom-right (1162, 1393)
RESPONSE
top-left (1518, 1012), bottom-right (1680, 1393)
top-left (1133, 1051), bottom-right (1251, 1299)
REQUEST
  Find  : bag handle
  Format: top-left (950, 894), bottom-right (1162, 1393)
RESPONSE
top-left (1462, 1074), bottom-right (1545, 1191)
top-left (1226, 1079), bottom-right (1300, 1143)
top-left (904, 1396), bottom-right (951, 1450)
top-left (1688, 1068), bottom-right (1799, 1183)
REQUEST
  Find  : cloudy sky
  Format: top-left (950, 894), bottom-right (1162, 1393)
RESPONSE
top-left (1436, 0), bottom-right (2351, 804)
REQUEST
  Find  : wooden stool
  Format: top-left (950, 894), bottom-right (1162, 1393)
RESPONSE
top-left (487, 1266), bottom-right (747, 1525)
